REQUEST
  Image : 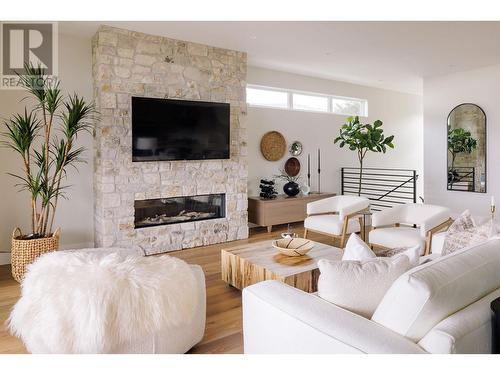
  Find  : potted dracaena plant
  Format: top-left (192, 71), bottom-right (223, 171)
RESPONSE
top-left (334, 116), bottom-right (394, 196)
top-left (1, 63), bottom-right (95, 282)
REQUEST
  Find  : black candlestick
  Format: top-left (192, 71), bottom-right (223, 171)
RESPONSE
top-left (317, 148), bottom-right (321, 194)
top-left (307, 153), bottom-right (311, 187)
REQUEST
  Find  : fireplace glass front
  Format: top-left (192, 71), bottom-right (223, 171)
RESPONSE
top-left (134, 193), bottom-right (225, 229)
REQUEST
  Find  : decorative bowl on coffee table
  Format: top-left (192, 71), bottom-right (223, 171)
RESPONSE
top-left (272, 238), bottom-right (315, 257)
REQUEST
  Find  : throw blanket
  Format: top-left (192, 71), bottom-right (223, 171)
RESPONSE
top-left (8, 249), bottom-right (199, 353)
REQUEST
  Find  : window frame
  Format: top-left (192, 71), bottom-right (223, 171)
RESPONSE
top-left (291, 92), bottom-right (330, 113)
top-left (246, 84), bottom-right (368, 117)
top-left (245, 85), bottom-right (290, 109)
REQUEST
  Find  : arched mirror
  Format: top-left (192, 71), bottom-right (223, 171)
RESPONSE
top-left (447, 103), bottom-right (486, 193)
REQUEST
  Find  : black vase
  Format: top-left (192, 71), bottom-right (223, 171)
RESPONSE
top-left (283, 181), bottom-right (300, 197)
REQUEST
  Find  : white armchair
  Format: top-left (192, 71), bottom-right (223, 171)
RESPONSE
top-left (369, 203), bottom-right (452, 255)
top-left (304, 195), bottom-right (370, 247)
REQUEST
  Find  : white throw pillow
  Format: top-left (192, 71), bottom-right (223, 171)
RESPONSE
top-left (343, 234), bottom-right (420, 268)
top-left (317, 255), bottom-right (410, 318)
top-left (376, 245), bottom-right (421, 269)
top-left (342, 233), bottom-right (376, 261)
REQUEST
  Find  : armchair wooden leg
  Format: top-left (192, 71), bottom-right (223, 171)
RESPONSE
top-left (304, 229), bottom-right (308, 239)
top-left (340, 217), bottom-right (349, 248)
top-left (358, 216), bottom-right (364, 240)
top-left (425, 232), bottom-right (432, 256)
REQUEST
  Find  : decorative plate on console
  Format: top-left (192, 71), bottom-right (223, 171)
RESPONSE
top-left (260, 131), bottom-right (286, 161)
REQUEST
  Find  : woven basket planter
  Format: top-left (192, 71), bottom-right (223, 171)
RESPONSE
top-left (11, 228), bottom-right (60, 283)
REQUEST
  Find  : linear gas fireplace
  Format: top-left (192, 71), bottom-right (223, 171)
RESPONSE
top-left (134, 193), bottom-right (226, 229)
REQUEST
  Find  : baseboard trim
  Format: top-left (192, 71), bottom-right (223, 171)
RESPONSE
top-left (0, 252), bottom-right (10, 265)
top-left (59, 242), bottom-right (94, 251)
top-left (0, 241), bottom-right (94, 265)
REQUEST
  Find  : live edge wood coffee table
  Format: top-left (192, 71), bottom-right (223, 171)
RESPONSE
top-left (221, 239), bottom-right (342, 293)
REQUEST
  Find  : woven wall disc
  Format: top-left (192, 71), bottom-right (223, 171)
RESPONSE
top-left (260, 131), bottom-right (286, 161)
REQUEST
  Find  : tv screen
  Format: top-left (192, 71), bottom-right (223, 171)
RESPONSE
top-left (132, 97), bottom-right (230, 162)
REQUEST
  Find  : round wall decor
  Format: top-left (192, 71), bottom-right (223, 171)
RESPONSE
top-left (289, 141), bottom-right (303, 156)
top-left (284, 157), bottom-right (301, 177)
top-left (260, 131), bottom-right (286, 161)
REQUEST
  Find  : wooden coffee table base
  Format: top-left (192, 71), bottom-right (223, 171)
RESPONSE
top-left (221, 240), bottom-right (342, 293)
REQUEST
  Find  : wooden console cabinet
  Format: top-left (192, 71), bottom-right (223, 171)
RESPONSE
top-left (248, 193), bottom-right (336, 233)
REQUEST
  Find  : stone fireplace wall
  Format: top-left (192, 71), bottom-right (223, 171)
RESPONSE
top-left (92, 26), bottom-right (248, 254)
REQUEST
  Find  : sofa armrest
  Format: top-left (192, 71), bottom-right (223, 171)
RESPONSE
top-left (307, 197), bottom-right (337, 215)
top-left (371, 206), bottom-right (403, 228)
top-left (418, 288), bottom-right (500, 353)
top-left (242, 281), bottom-right (425, 354)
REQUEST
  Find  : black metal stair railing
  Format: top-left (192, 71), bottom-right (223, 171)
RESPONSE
top-left (341, 167), bottom-right (418, 211)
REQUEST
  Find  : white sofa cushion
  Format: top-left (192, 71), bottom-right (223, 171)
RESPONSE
top-left (317, 255), bottom-right (409, 319)
top-left (418, 288), bottom-right (500, 354)
top-left (369, 227), bottom-right (425, 252)
top-left (375, 245), bottom-right (421, 269)
top-left (304, 214), bottom-right (360, 236)
top-left (371, 238), bottom-right (500, 342)
top-left (243, 280), bottom-right (425, 354)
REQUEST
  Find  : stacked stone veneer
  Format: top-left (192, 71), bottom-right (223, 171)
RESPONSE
top-left (92, 26), bottom-right (248, 254)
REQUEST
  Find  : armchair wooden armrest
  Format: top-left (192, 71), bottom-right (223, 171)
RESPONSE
top-left (424, 217), bottom-right (453, 255)
top-left (304, 208), bottom-right (366, 248)
top-left (306, 211), bottom-right (339, 217)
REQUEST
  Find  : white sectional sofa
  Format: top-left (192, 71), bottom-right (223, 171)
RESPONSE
top-left (243, 238), bottom-right (500, 354)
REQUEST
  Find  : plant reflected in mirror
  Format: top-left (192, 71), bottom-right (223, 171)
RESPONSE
top-left (447, 104), bottom-right (486, 193)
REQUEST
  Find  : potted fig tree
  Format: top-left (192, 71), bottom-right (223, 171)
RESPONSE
top-left (334, 116), bottom-right (394, 196)
top-left (2, 63), bottom-right (95, 282)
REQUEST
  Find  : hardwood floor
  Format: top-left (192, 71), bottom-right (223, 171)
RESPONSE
top-left (0, 223), bottom-right (337, 354)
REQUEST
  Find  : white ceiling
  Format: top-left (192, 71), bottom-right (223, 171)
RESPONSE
top-left (60, 21), bottom-right (500, 94)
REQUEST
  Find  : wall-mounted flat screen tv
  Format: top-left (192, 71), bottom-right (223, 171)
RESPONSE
top-left (132, 97), bottom-right (230, 161)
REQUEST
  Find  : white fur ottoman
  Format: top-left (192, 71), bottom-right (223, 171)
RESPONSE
top-left (8, 248), bottom-right (206, 354)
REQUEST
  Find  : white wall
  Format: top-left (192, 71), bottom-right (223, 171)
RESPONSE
top-left (246, 66), bottom-right (423, 198)
top-left (424, 64), bottom-right (500, 216)
top-left (0, 33), bottom-right (94, 262)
